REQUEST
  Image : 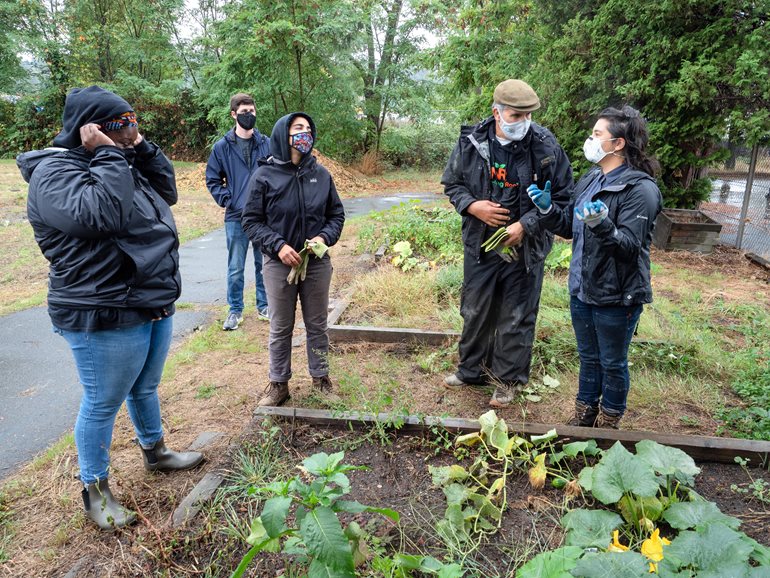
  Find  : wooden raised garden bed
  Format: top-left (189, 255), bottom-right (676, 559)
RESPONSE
top-left (653, 208), bottom-right (722, 253)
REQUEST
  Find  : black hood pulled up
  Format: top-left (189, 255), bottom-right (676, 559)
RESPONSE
top-left (53, 86), bottom-right (133, 149)
top-left (269, 112), bottom-right (316, 163)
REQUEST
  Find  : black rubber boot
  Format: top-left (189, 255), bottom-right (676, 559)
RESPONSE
top-left (140, 437), bottom-right (204, 472)
top-left (82, 479), bottom-right (136, 531)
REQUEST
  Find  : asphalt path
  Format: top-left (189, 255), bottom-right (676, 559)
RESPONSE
top-left (0, 192), bottom-right (441, 479)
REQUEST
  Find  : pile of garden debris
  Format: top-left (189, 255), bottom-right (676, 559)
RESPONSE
top-left (172, 151), bottom-right (376, 197)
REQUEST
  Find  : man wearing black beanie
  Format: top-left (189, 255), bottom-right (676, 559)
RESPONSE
top-left (17, 85), bottom-right (204, 531)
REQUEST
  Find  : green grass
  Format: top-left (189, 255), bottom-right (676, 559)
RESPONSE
top-left (162, 310), bottom-right (265, 380)
top-left (349, 204), bottom-right (770, 438)
top-left (195, 383), bottom-right (218, 399)
top-left (0, 490), bottom-right (14, 564)
top-left (29, 433), bottom-right (75, 472)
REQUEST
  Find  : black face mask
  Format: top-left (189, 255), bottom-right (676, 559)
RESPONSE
top-left (236, 112), bottom-right (256, 131)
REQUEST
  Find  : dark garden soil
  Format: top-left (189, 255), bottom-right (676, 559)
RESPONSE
top-left (163, 421), bottom-right (770, 577)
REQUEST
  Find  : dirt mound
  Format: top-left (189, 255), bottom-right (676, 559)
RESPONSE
top-left (174, 163), bottom-right (207, 192)
top-left (172, 152), bottom-right (375, 198)
top-left (313, 150), bottom-right (376, 195)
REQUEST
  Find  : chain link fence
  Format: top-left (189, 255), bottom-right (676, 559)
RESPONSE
top-left (699, 142), bottom-right (770, 260)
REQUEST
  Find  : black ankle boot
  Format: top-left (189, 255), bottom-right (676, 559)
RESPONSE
top-left (82, 479), bottom-right (136, 531)
top-left (140, 437), bottom-right (204, 472)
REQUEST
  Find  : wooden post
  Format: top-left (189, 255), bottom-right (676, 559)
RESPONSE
top-left (736, 143), bottom-right (760, 250)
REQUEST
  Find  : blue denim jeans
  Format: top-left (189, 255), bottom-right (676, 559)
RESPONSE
top-left (225, 220), bottom-right (267, 314)
top-left (55, 317), bottom-right (172, 484)
top-left (570, 296), bottom-right (642, 416)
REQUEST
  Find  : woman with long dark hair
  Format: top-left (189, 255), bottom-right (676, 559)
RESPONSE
top-left (527, 105), bottom-right (663, 428)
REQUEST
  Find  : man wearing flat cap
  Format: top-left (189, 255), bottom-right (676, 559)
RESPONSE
top-left (442, 79), bottom-right (574, 407)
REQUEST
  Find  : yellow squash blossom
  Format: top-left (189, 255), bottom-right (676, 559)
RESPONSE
top-left (641, 528), bottom-right (671, 573)
top-left (607, 530), bottom-right (629, 552)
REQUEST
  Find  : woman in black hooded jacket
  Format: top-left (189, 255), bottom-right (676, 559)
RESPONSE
top-left (242, 112), bottom-right (345, 407)
top-left (18, 86), bottom-right (203, 531)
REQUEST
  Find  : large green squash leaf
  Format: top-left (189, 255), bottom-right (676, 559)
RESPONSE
top-left (742, 535), bottom-right (770, 566)
top-left (560, 509), bottom-right (623, 548)
top-left (299, 506), bottom-right (355, 575)
top-left (515, 546), bottom-right (583, 578)
top-left (635, 439), bottom-right (700, 482)
top-left (590, 442), bottom-right (659, 504)
top-left (570, 551), bottom-right (649, 577)
top-left (662, 501), bottom-right (741, 530)
top-left (665, 523), bottom-right (754, 573)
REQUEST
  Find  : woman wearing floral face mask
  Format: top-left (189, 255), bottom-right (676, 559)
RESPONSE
top-left (526, 105), bottom-right (662, 428)
top-left (242, 113), bottom-right (345, 407)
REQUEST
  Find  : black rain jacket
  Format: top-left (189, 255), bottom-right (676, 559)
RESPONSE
top-left (18, 140), bottom-right (181, 312)
top-left (241, 113), bottom-right (345, 259)
top-left (442, 117), bottom-right (574, 272)
top-left (539, 165), bottom-right (663, 306)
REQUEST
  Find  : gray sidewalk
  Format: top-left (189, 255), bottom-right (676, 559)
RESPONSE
top-left (0, 193), bottom-right (441, 479)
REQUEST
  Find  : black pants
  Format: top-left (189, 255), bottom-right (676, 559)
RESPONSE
top-left (456, 249), bottom-right (545, 385)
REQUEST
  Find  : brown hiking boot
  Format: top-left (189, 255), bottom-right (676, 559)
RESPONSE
top-left (258, 381), bottom-right (290, 407)
top-left (312, 375), bottom-right (341, 404)
top-left (595, 407), bottom-right (622, 429)
top-left (488, 382), bottom-right (522, 408)
top-left (566, 400), bottom-right (599, 427)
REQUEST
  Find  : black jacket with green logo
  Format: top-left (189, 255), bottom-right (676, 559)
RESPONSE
top-left (442, 116), bottom-right (574, 272)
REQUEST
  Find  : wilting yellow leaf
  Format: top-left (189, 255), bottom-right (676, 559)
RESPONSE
top-left (528, 454), bottom-right (547, 489)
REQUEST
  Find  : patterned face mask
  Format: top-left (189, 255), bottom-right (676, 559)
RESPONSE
top-left (100, 112), bottom-right (138, 132)
top-left (290, 131), bottom-right (313, 154)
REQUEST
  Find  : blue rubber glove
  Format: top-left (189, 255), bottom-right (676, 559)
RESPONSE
top-left (575, 200), bottom-right (609, 228)
top-left (527, 180), bottom-right (552, 213)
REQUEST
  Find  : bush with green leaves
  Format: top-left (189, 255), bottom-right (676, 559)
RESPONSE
top-left (544, 241), bottom-right (572, 272)
top-left (357, 201), bottom-right (462, 264)
top-left (379, 122), bottom-right (459, 169)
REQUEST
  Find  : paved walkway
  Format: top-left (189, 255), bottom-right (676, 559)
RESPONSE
top-left (0, 193), bottom-right (440, 479)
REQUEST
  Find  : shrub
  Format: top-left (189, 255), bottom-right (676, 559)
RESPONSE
top-left (379, 122), bottom-right (458, 169)
top-left (357, 201), bottom-right (462, 263)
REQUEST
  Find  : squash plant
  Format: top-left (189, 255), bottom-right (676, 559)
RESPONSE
top-left (428, 410), bottom-right (570, 543)
top-left (231, 451), bottom-right (399, 578)
top-left (517, 440), bottom-right (770, 577)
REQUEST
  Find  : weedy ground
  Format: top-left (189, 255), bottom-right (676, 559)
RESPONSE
top-left (0, 161), bottom-right (768, 576)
